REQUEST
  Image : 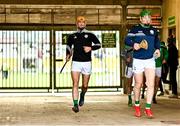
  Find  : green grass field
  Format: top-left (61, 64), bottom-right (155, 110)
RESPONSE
top-left (0, 71), bottom-right (120, 89)
top-left (0, 55), bottom-right (120, 89)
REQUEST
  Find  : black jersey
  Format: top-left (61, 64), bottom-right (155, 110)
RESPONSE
top-left (66, 29), bottom-right (101, 62)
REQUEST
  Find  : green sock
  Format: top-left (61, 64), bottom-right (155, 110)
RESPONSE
top-left (135, 101), bottom-right (140, 106)
top-left (145, 103), bottom-right (151, 109)
top-left (128, 94), bottom-right (132, 100)
top-left (73, 100), bottom-right (78, 106)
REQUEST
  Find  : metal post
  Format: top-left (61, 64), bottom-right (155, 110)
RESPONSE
top-left (120, 0), bottom-right (127, 93)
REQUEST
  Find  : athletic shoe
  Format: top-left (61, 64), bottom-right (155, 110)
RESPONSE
top-left (79, 92), bottom-right (85, 106)
top-left (72, 105), bottom-right (79, 113)
top-left (157, 92), bottom-right (164, 96)
top-left (128, 99), bottom-right (133, 107)
top-left (144, 109), bottom-right (153, 118)
top-left (134, 106), bottom-right (141, 117)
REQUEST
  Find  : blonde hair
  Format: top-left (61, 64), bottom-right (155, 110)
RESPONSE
top-left (76, 16), bottom-right (86, 23)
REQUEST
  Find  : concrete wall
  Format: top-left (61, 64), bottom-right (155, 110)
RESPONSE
top-left (176, 0), bottom-right (180, 95)
top-left (162, 0), bottom-right (180, 94)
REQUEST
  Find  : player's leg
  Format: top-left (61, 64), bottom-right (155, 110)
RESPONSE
top-left (134, 73), bottom-right (143, 117)
top-left (153, 67), bottom-right (161, 104)
top-left (125, 67), bottom-right (133, 107)
top-left (71, 61), bottom-right (82, 113)
top-left (142, 58), bottom-right (155, 118)
top-left (144, 68), bottom-right (155, 118)
top-left (153, 76), bottom-right (160, 103)
top-left (71, 71), bottom-right (80, 112)
top-left (79, 74), bottom-right (90, 106)
top-left (79, 61), bottom-right (92, 106)
top-left (133, 59), bottom-right (144, 117)
top-left (157, 78), bottom-right (164, 96)
top-left (141, 73), bottom-right (146, 99)
top-left (127, 77), bottom-right (133, 107)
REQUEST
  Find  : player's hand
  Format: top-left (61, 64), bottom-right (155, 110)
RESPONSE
top-left (154, 49), bottom-right (160, 58)
top-left (66, 55), bottom-right (71, 62)
top-left (83, 46), bottom-right (91, 53)
top-left (133, 43), bottom-right (140, 50)
top-left (126, 57), bottom-right (131, 63)
top-left (162, 59), bottom-right (167, 64)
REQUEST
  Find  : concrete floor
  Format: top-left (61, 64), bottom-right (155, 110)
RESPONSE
top-left (0, 93), bottom-right (179, 126)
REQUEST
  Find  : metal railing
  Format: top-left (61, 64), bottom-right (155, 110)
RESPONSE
top-left (0, 29), bottom-right (121, 92)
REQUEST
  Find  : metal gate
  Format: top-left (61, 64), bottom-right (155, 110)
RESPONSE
top-left (0, 30), bottom-right (51, 89)
top-left (55, 30), bottom-right (121, 89)
top-left (0, 29), bottom-right (121, 91)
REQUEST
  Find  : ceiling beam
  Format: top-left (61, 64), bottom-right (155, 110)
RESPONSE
top-left (0, 0), bottom-right (162, 5)
top-left (127, 0), bottom-right (162, 5)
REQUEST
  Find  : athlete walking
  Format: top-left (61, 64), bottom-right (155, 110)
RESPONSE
top-left (66, 16), bottom-right (101, 113)
top-left (125, 10), bottom-right (160, 118)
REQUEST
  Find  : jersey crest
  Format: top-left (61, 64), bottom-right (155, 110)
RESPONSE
top-left (84, 34), bottom-right (88, 38)
top-left (150, 30), bottom-right (154, 35)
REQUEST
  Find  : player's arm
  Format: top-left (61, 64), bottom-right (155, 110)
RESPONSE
top-left (154, 31), bottom-right (160, 50)
top-left (84, 33), bottom-right (101, 53)
top-left (125, 26), bottom-right (140, 50)
top-left (125, 26), bottom-right (136, 47)
top-left (66, 34), bottom-right (73, 61)
top-left (154, 30), bottom-right (161, 58)
top-left (91, 34), bottom-right (101, 50)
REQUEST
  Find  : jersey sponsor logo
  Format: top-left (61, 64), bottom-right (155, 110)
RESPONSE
top-left (150, 30), bottom-right (154, 35)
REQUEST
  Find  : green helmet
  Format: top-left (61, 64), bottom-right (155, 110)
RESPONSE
top-left (140, 9), bottom-right (151, 17)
